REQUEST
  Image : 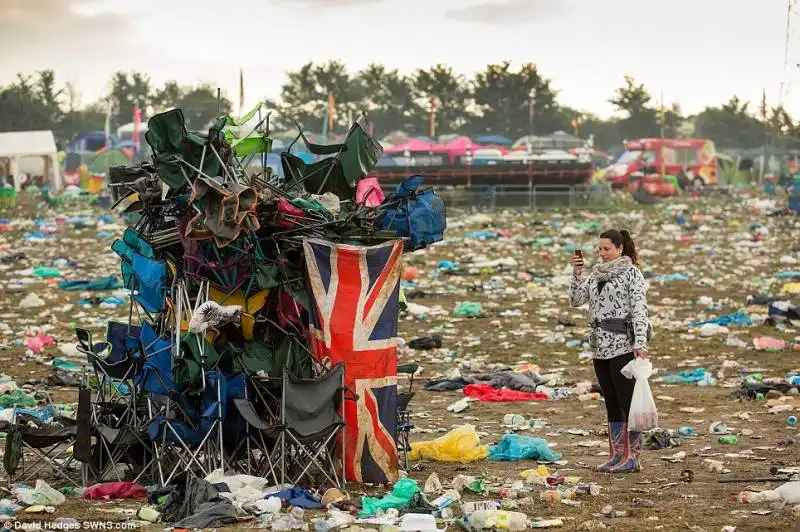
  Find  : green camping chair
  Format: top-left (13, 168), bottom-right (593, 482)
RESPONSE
top-left (281, 114), bottom-right (383, 199)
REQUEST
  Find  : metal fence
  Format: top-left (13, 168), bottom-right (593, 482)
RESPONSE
top-left (428, 184), bottom-right (613, 211)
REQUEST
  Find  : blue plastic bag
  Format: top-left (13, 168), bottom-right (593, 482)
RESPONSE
top-left (488, 434), bottom-right (561, 462)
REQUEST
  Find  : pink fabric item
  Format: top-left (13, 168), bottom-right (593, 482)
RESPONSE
top-left (356, 177), bottom-right (385, 208)
top-left (278, 197), bottom-right (307, 229)
top-left (83, 481), bottom-right (147, 500)
top-left (26, 335), bottom-right (56, 353)
top-left (462, 383), bottom-right (549, 402)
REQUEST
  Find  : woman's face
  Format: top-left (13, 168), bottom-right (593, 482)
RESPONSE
top-left (598, 238), bottom-right (622, 262)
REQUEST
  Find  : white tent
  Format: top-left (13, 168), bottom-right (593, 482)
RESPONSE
top-left (0, 130), bottom-right (62, 191)
top-left (117, 121), bottom-right (148, 139)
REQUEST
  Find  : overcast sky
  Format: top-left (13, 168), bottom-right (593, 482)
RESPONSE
top-left (1, 0), bottom-right (797, 118)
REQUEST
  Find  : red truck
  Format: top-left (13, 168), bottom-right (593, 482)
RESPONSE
top-left (601, 138), bottom-right (719, 189)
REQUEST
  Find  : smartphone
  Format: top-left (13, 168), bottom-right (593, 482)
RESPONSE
top-left (574, 249), bottom-right (582, 259)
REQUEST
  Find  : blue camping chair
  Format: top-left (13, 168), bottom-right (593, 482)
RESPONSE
top-left (146, 369), bottom-right (246, 486)
top-left (112, 227), bottom-right (167, 314)
top-left (74, 323), bottom-right (157, 484)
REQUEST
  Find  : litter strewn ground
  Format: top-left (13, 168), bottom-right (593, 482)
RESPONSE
top-left (1, 191), bottom-right (799, 531)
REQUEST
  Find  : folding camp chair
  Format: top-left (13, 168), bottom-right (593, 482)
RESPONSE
top-left (3, 390), bottom-right (93, 487)
top-left (130, 321), bottom-right (210, 486)
top-left (281, 114), bottom-right (383, 199)
top-left (75, 326), bottom-right (155, 483)
top-left (396, 363), bottom-right (418, 471)
top-left (144, 369), bottom-right (244, 487)
top-left (112, 227), bottom-right (168, 316)
top-left (76, 324), bottom-right (141, 417)
top-left (229, 380), bottom-right (284, 485)
top-left (280, 363), bottom-right (347, 488)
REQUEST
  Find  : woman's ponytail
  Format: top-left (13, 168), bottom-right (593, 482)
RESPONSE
top-left (620, 229), bottom-right (639, 267)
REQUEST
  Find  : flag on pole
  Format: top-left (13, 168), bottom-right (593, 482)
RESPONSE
top-left (104, 98), bottom-right (113, 149)
top-left (322, 95), bottom-right (330, 141)
top-left (239, 69), bottom-right (245, 116)
top-left (571, 115), bottom-right (580, 137)
top-left (132, 101), bottom-right (142, 151)
top-left (328, 94), bottom-right (336, 133)
top-left (659, 92), bottom-right (665, 175)
top-left (304, 238), bottom-right (402, 484)
top-left (428, 97), bottom-right (437, 138)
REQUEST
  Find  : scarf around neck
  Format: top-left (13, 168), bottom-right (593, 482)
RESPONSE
top-left (589, 255), bottom-right (633, 282)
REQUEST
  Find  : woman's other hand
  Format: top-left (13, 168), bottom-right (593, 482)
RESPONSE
top-left (572, 254), bottom-right (584, 275)
top-left (634, 348), bottom-right (649, 359)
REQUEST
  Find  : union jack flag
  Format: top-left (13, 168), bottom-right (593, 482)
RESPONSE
top-left (303, 238), bottom-right (402, 484)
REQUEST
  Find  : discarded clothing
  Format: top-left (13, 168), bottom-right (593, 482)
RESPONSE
top-left (266, 486), bottom-right (323, 509)
top-left (84, 481), bottom-right (147, 500)
top-left (173, 501), bottom-right (239, 529)
top-left (462, 383), bottom-right (549, 402)
top-left (157, 476), bottom-right (221, 523)
top-left (425, 378), bottom-right (467, 392)
top-left (465, 370), bottom-right (547, 393)
top-left (408, 335), bottom-right (442, 350)
top-left (425, 369), bottom-right (549, 394)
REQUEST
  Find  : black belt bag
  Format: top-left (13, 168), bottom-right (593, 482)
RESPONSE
top-left (590, 316), bottom-right (652, 349)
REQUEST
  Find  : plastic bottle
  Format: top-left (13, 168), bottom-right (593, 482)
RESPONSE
top-left (719, 435), bottom-right (738, 444)
top-left (468, 510), bottom-right (527, 531)
top-left (136, 507), bottom-right (160, 522)
top-left (539, 490), bottom-right (561, 504)
top-left (531, 519), bottom-right (565, 529)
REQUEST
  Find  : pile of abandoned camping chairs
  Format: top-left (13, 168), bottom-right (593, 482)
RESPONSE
top-left (63, 310), bottom-right (352, 490)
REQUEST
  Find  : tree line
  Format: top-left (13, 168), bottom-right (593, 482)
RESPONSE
top-left (0, 61), bottom-right (795, 151)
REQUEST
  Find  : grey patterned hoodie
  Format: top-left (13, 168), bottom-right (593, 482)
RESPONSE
top-left (568, 259), bottom-right (650, 360)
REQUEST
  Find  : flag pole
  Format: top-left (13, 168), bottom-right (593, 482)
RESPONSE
top-left (322, 94), bottom-right (330, 141)
top-left (660, 90), bottom-right (665, 176)
top-left (761, 89), bottom-right (768, 183)
top-left (239, 69), bottom-right (245, 116)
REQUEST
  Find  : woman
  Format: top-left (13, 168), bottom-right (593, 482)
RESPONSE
top-left (569, 229), bottom-right (650, 473)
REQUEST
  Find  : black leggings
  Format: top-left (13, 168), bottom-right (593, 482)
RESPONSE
top-left (594, 353), bottom-right (636, 423)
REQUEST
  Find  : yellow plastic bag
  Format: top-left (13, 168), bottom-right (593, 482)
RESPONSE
top-left (409, 424), bottom-right (489, 463)
top-left (782, 283), bottom-right (800, 294)
top-left (520, 465), bottom-right (550, 482)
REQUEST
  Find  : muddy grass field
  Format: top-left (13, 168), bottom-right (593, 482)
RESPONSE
top-left (0, 191), bottom-right (798, 531)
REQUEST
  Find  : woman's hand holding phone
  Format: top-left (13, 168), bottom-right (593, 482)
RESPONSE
top-left (572, 249), bottom-right (584, 275)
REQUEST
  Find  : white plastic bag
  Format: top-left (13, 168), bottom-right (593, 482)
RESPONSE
top-left (621, 358), bottom-right (658, 431)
